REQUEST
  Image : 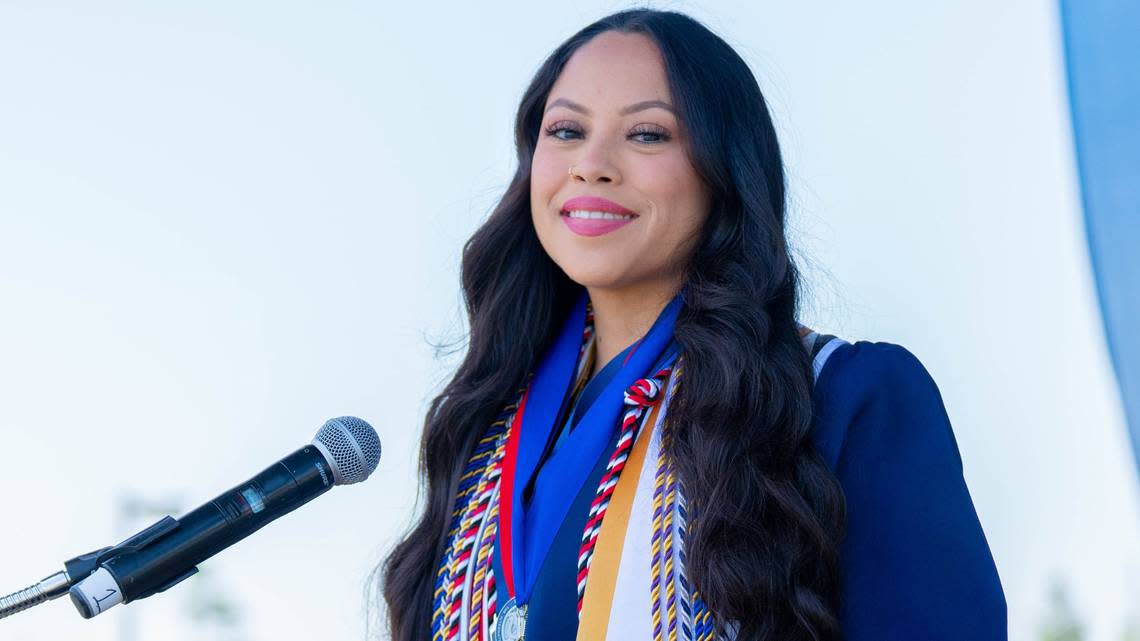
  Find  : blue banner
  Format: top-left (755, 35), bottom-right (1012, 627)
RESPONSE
top-left (1059, 0), bottom-right (1140, 480)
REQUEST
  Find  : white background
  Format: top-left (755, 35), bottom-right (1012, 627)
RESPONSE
top-left (1, 2), bottom-right (1137, 640)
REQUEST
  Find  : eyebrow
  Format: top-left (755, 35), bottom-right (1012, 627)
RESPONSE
top-left (544, 97), bottom-right (675, 116)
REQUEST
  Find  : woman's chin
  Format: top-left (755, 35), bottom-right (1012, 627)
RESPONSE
top-left (559, 267), bottom-right (635, 291)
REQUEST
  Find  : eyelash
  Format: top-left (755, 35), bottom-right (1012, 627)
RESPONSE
top-left (542, 121), bottom-right (672, 144)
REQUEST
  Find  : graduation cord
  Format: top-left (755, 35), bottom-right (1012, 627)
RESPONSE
top-left (576, 363), bottom-right (674, 616)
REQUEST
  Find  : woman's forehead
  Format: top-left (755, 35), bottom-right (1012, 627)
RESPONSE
top-left (547, 32), bottom-right (670, 111)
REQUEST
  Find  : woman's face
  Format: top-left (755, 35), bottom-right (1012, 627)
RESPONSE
top-left (531, 31), bottom-right (712, 294)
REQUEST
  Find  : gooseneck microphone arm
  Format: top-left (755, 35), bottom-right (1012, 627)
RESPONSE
top-left (0, 547), bottom-right (110, 619)
top-left (0, 416), bottom-right (380, 622)
top-left (0, 571), bottom-right (73, 619)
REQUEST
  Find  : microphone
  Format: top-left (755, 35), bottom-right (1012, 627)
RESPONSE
top-left (0, 416), bottom-right (381, 621)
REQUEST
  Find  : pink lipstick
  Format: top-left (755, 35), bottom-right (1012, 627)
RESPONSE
top-left (560, 195), bottom-right (639, 237)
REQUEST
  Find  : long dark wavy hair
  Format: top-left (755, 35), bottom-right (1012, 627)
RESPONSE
top-left (375, 8), bottom-right (847, 640)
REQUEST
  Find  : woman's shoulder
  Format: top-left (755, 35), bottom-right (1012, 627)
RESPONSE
top-left (795, 324), bottom-right (952, 472)
top-left (796, 324), bottom-right (1007, 635)
top-left (798, 323), bottom-right (930, 390)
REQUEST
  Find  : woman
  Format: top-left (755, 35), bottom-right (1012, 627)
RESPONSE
top-left (380, 8), bottom-right (1006, 641)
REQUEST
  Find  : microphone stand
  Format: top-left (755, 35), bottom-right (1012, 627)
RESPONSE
top-left (0, 546), bottom-right (112, 619)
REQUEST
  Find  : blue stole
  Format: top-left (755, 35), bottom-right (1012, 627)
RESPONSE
top-left (502, 287), bottom-right (683, 607)
top-left (548, 338), bottom-right (635, 458)
top-left (489, 337), bottom-right (680, 639)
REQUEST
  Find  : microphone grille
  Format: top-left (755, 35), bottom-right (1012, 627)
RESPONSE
top-left (313, 416), bottom-right (381, 485)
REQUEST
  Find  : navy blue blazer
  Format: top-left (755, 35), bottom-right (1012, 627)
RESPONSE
top-left (499, 332), bottom-right (1007, 640)
top-left (807, 334), bottom-right (1007, 639)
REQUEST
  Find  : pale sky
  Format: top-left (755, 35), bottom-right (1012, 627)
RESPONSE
top-left (1, 2), bottom-right (1137, 641)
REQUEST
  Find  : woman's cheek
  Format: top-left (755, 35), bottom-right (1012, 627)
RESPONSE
top-left (532, 147), bottom-right (564, 185)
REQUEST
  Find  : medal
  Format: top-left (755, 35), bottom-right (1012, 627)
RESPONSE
top-left (491, 597), bottom-right (528, 641)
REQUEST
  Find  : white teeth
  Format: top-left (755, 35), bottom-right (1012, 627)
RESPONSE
top-left (565, 209), bottom-right (635, 220)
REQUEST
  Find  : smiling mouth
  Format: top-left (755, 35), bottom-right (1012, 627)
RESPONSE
top-left (559, 209), bottom-right (639, 237)
top-left (561, 209), bottom-right (639, 221)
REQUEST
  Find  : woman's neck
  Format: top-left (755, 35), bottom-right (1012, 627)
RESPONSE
top-left (586, 277), bottom-right (682, 378)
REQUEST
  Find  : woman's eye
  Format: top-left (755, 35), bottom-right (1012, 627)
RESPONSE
top-left (630, 129), bottom-right (670, 143)
top-left (544, 125), bottom-right (583, 141)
